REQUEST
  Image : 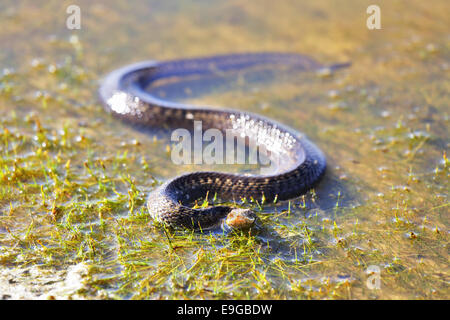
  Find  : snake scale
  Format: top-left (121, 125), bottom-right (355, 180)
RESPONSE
top-left (99, 53), bottom-right (349, 230)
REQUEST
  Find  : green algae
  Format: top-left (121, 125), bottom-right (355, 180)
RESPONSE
top-left (0, 0), bottom-right (448, 299)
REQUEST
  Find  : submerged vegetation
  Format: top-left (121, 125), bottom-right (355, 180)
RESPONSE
top-left (0, 0), bottom-right (448, 299)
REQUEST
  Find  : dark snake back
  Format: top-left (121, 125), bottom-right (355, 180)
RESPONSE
top-left (99, 53), bottom-right (348, 229)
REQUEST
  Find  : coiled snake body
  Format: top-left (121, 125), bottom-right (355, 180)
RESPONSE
top-left (99, 53), bottom-right (348, 230)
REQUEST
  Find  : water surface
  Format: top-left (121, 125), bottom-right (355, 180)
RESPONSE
top-left (0, 0), bottom-right (448, 299)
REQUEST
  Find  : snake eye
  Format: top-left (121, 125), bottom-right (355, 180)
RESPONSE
top-left (225, 208), bottom-right (256, 230)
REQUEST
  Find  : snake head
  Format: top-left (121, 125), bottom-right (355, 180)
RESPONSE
top-left (224, 208), bottom-right (256, 230)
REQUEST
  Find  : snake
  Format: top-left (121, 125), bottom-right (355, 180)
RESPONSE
top-left (99, 53), bottom-right (349, 231)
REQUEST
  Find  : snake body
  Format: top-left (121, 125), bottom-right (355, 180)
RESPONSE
top-left (99, 53), bottom-right (348, 230)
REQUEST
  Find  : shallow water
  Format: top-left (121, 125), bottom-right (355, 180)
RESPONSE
top-left (0, 0), bottom-right (448, 299)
